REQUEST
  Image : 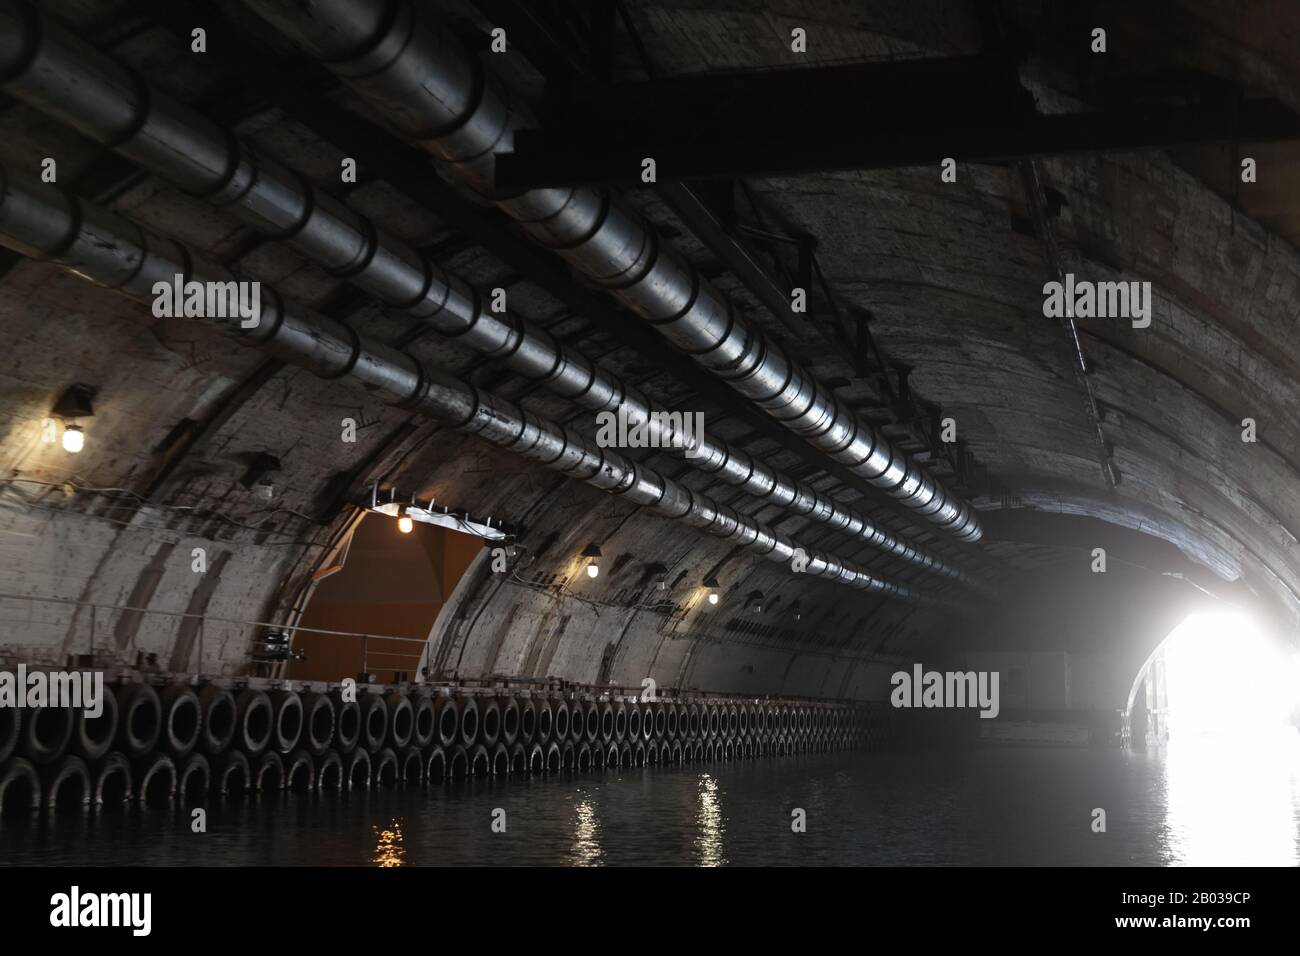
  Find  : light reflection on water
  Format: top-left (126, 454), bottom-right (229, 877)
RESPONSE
top-left (3, 739), bottom-right (1298, 866)
top-left (569, 796), bottom-right (603, 867)
top-left (695, 775), bottom-right (726, 866)
top-left (1162, 727), bottom-right (1300, 867)
top-left (371, 818), bottom-right (405, 867)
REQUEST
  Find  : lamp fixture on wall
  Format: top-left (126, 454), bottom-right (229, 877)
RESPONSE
top-left (582, 544), bottom-right (603, 579)
top-left (50, 383), bottom-right (95, 454)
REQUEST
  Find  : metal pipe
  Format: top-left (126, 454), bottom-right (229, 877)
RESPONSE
top-left (0, 165), bottom-right (930, 602)
top-left (238, 0), bottom-right (985, 544)
top-left (0, 0), bottom-right (968, 582)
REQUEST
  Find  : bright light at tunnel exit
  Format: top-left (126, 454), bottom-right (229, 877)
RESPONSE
top-left (1162, 610), bottom-right (1300, 736)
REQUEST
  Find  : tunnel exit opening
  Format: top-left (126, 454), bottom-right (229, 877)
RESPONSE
top-left (1126, 610), bottom-right (1300, 747)
top-left (1126, 609), bottom-right (1300, 865)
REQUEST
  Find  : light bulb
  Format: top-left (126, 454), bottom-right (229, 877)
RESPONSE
top-left (708, 592), bottom-right (719, 605)
top-left (397, 515), bottom-right (414, 534)
top-left (61, 424), bottom-right (85, 454)
top-left (586, 561), bottom-right (599, 579)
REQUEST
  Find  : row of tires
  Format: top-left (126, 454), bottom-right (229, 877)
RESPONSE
top-left (0, 728), bottom-right (868, 814)
top-left (0, 681), bottom-right (888, 816)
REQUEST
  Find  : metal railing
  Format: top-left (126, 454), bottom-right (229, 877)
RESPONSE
top-left (0, 590), bottom-right (427, 678)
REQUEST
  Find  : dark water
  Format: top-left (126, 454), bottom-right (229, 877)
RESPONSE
top-left (4, 732), bottom-right (1299, 866)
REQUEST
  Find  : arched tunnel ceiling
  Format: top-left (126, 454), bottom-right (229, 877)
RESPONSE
top-left (0, 0), bottom-right (1297, 698)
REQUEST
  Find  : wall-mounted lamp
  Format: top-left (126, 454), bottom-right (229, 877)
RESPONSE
top-left (790, 599), bottom-right (803, 623)
top-left (703, 575), bottom-right (720, 605)
top-left (582, 544), bottom-right (603, 579)
top-left (397, 506), bottom-right (415, 534)
top-left (51, 384), bottom-right (96, 454)
top-left (745, 590), bottom-right (766, 613)
top-left (239, 452), bottom-right (281, 498)
top-left (61, 424), bottom-right (85, 454)
top-left (645, 562), bottom-right (668, 590)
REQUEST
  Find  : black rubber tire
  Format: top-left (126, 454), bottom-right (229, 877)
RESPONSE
top-left (0, 705), bottom-right (19, 764)
top-left (468, 743), bottom-right (490, 777)
top-left (233, 688), bottom-right (273, 755)
top-left (73, 684), bottom-right (118, 761)
top-left (198, 686), bottom-right (236, 755)
top-left (268, 689), bottom-right (303, 754)
top-left (521, 697), bottom-right (540, 744)
top-left (42, 755), bottom-right (91, 812)
top-left (569, 699), bottom-right (586, 743)
top-left (135, 753), bottom-right (176, 805)
top-left (433, 696), bottom-right (459, 748)
top-left (177, 753), bottom-right (210, 804)
top-left (372, 747), bottom-right (399, 788)
top-left (499, 695), bottom-right (520, 745)
top-left (159, 686), bottom-right (202, 758)
top-left (447, 745), bottom-right (468, 779)
top-left (92, 752), bottom-right (133, 806)
top-left (20, 703), bottom-right (74, 765)
top-left (478, 698), bottom-right (501, 747)
top-left (549, 699), bottom-right (568, 743)
top-left (300, 691), bottom-right (335, 756)
top-left (509, 741), bottom-right (527, 773)
top-left (576, 741), bottom-right (592, 772)
top-left (598, 701), bottom-right (614, 742)
top-left (397, 747), bottom-right (423, 785)
top-left (284, 749), bottom-right (315, 792)
top-left (457, 697), bottom-right (479, 748)
top-left (334, 694), bottom-right (361, 755)
top-left (343, 747), bottom-right (371, 790)
top-left (409, 691), bottom-right (435, 750)
top-left (216, 750), bottom-right (251, 796)
top-left (0, 757), bottom-right (42, 817)
top-left (582, 700), bottom-right (599, 743)
top-left (543, 741), bottom-right (561, 773)
top-left (253, 750), bottom-right (284, 792)
top-left (115, 684), bottom-right (162, 758)
top-left (315, 750), bottom-right (343, 791)
top-left (490, 741), bottom-right (510, 776)
top-left (358, 694), bottom-right (388, 753)
top-left (385, 692), bottom-right (414, 749)
top-left (425, 745), bottom-right (447, 783)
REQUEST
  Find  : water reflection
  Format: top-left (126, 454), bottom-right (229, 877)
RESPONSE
top-left (7, 746), bottom-right (1300, 866)
top-left (372, 818), bottom-right (405, 867)
top-left (695, 774), bottom-right (726, 866)
top-left (1163, 727), bottom-right (1300, 866)
top-left (569, 795), bottom-right (603, 866)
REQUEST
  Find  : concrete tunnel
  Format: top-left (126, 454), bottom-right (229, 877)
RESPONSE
top-left (0, 0), bottom-right (1298, 896)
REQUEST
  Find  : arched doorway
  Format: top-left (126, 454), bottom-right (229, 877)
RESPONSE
top-left (287, 512), bottom-right (482, 683)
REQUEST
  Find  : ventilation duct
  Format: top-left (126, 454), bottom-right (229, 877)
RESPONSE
top-left (241, 0), bottom-right (985, 545)
top-left (0, 0), bottom-right (971, 584)
top-left (0, 164), bottom-right (936, 604)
